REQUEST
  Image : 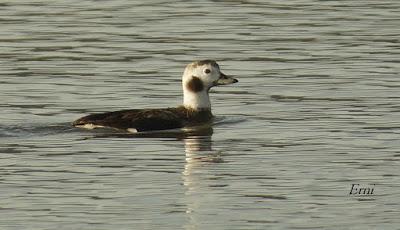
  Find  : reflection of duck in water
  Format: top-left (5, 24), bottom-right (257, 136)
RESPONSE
top-left (182, 124), bottom-right (224, 226)
top-left (73, 60), bottom-right (238, 132)
top-left (182, 126), bottom-right (223, 164)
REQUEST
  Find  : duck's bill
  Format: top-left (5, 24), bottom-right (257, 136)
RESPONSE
top-left (215, 72), bottom-right (238, 85)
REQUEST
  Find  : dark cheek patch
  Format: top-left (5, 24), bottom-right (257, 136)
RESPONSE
top-left (186, 76), bottom-right (204, 92)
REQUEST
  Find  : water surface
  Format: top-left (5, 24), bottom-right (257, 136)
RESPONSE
top-left (1, 0), bottom-right (400, 229)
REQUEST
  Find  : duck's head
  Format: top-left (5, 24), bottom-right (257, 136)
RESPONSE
top-left (182, 60), bottom-right (238, 110)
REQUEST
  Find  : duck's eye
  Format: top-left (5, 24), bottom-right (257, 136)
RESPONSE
top-left (204, 69), bottom-right (211, 74)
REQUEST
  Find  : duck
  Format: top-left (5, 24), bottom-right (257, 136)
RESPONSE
top-left (72, 60), bottom-right (238, 132)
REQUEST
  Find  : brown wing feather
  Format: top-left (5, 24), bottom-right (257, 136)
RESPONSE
top-left (73, 108), bottom-right (185, 131)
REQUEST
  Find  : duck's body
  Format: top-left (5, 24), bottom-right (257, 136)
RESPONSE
top-left (73, 60), bottom-right (237, 132)
top-left (73, 106), bottom-right (212, 132)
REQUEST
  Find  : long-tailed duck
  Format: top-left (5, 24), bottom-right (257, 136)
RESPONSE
top-left (72, 60), bottom-right (238, 132)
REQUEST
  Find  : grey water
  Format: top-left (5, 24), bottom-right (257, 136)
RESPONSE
top-left (1, 0), bottom-right (400, 229)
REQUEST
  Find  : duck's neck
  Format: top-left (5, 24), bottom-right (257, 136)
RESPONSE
top-left (183, 90), bottom-right (211, 111)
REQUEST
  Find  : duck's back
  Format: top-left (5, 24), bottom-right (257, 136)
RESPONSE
top-left (73, 107), bottom-right (212, 132)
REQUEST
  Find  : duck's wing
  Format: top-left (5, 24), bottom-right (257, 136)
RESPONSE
top-left (72, 108), bottom-right (185, 132)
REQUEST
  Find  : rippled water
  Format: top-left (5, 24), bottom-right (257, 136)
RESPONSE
top-left (1, 0), bottom-right (400, 229)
